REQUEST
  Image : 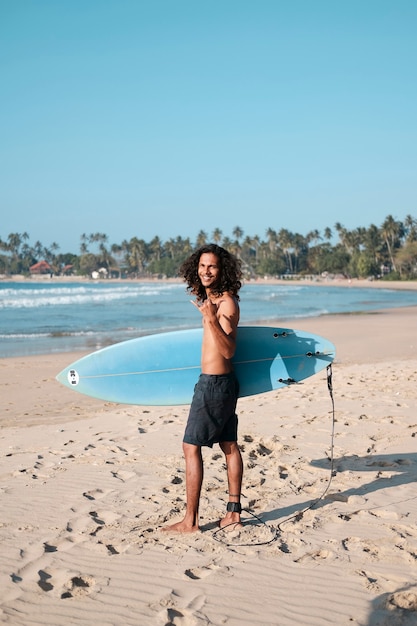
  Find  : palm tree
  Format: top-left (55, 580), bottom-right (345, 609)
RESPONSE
top-left (324, 227), bottom-right (333, 241)
top-left (248, 234), bottom-right (261, 263)
top-left (3, 232), bottom-right (29, 273)
top-left (266, 228), bottom-right (277, 254)
top-left (381, 215), bottom-right (402, 271)
top-left (363, 224), bottom-right (383, 265)
top-left (196, 231), bottom-right (208, 247)
top-left (80, 233), bottom-right (89, 254)
top-left (33, 240), bottom-right (44, 259)
top-left (395, 241), bottom-right (417, 278)
top-left (404, 214), bottom-right (417, 243)
top-left (149, 236), bottom-right (162, 261)
top-left (212, 228), bottom-right (222, 245)
top-left (222, 236), bottom-right (232, 252)
top-left (43, 241), bottom-right (60, 272)
top-left (111, 242), bottom-right (123, 259)
top-left (334, 222), bottom-right (349, 251)
top-left (110, 243), bottom-right (124, 277)
top-left (232, 225), bottom-right (244, 244)
top-left (306, 229), bottom-right (321, 246)
top-left (98, 243), bottom-right (114, 273)
top-left (292, 233), bottom-right (308, 273)
top-left (6, 232), bottom-right (28, 256)
top-left (127, 237), bottom-right (147, 275)
top-left (89, 232), bottom-right (108, 250)
top-left (277, 228), bottom-right (294, 273)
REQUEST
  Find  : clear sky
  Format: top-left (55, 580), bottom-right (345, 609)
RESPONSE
top-left (1, 0), bottom-right (416, 253)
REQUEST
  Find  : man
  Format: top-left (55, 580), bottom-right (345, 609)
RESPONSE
top-left (163, 244), bottom-right (243, 533)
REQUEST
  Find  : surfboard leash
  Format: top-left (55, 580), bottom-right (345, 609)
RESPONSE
top-left (212, 501), bottom-right (281, 547)
top-left (276, 363), bottom-right (336, 532)
top-left (212, 364), bottom-right (336, 548)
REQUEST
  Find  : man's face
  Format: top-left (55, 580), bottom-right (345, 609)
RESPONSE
top-left (198, 252), bottom-right (220, 289)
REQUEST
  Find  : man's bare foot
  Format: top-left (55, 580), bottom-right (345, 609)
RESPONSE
top-left (219, 512), bottom-right (243, 532)
top-left (161, 519), bottom-right (200, 533)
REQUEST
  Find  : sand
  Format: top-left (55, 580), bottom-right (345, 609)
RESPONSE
top-left (1, 305), bottom-right (417, 625)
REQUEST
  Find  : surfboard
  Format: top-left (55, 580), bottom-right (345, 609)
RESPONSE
top-left (56, 326), bottom-right (335, 406)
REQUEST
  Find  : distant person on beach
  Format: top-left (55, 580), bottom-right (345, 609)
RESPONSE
top-left (162, 244), bottom-right (243, 533)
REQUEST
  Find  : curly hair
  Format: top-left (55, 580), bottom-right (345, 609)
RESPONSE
top-left (179, 244), bottom-right (242, 302)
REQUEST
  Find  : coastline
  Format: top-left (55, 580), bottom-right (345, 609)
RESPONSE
top-left (4, 277), bottom-right (417, 360)
top-left (2, 273), bottom-right (417, 291)
top-left (1, 305), bottom-right (417, 624)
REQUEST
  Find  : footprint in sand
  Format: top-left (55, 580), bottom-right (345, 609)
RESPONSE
top-left (184, 561), bottom-right (230, 580)
top-left (386, 588), bottom-right (417, 611)
top-left (356, 570), bottom-right (381, 592)
top-left (110, 469), bottom-right (137, 482)
top-left (87, 508), bottom-right (120, 537)
top-left (82, 488), bottom-right (109, 501)
top-left (248, 442), bottom-right (274, 459)
top-left (153, 592), bottom-right (207, 625)
top-left (295, 548), bottom-right (335, 563)
top-left (163, 606), bottom-right (200, 625)
top-left (61, 574), bottom-right (96, 599)
top-left (37, 569), bottom-right (54, 592)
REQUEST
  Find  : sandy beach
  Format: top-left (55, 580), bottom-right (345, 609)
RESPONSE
top-left (1, 304), bottom-right (417, 625)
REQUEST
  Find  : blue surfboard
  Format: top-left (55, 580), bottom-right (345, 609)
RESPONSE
top-left (56, 327), bottom-right (335, 406)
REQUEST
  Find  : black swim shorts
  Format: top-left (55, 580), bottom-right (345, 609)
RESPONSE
top-left (183, 372), bottom-right (239, 448)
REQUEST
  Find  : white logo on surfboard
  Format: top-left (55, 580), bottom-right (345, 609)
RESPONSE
top-left (67, 369), bottom-right (79, 386)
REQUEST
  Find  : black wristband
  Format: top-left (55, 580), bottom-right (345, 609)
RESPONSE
top-left (226, 501), bottom-right (242, 513)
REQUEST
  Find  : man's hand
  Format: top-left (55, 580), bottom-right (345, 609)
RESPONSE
top-left (191, 298), bottom-right (217, 321)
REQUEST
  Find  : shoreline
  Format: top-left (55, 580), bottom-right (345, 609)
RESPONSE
top-left (3, 279), bottom-right (417, 359)
top-left (2, 273), bottom-right (417, 291)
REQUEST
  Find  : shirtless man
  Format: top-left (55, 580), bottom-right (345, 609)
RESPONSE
top-left (163, 244), bottom-right (243, 533)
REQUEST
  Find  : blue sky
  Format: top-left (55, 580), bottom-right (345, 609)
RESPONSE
top-left (1, 0), bottom-right (416, 253)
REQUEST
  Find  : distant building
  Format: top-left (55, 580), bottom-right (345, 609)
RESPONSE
top-left (29, 260), bottom-right (52, 275)
top-left (62, 264), bottom-right (74, 275)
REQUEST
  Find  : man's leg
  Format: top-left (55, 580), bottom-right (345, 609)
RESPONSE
top-left (162, 442), bottom-right (203, 532)
top-left (219, 440), bottom-right (243, 529)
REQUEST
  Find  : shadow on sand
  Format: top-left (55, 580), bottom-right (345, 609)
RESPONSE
top-left (364, 584), bottom-right (417, 625)
top-left (261, 452), bottom-right (417, 524)
top-left (258, 453), bottom-right (417, 625)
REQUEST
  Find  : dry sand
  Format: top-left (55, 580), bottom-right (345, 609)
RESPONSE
top-left (1, 305), bottom-right (417, 625)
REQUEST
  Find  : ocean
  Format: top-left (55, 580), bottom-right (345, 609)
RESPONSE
top-left (1, 280), bottom-right (417, 358)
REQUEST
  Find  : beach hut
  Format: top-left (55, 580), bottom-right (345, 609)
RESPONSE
top-left (29, 260), bottom-right (52, 275)
top-left (62, 264), bottom-right (74, 276)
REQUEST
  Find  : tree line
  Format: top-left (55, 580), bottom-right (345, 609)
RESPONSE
top-left (1, 214), bottom-right (417, 280)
